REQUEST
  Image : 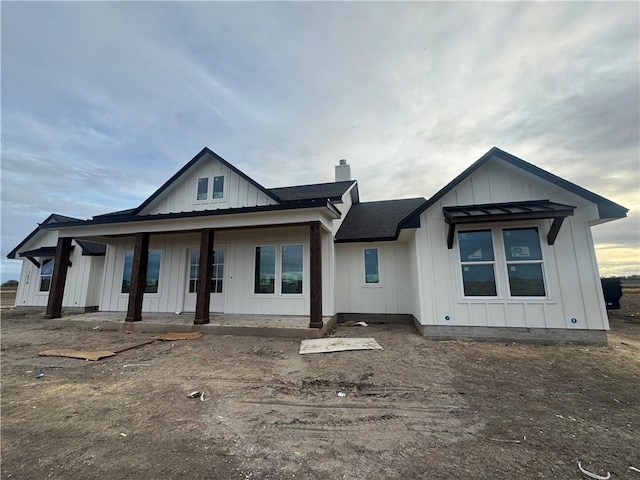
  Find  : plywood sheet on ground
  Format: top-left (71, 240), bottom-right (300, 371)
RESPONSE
top-left (153, 332), bottom-right (203, 341)
top-left (39, 349), bottom-right (116, 361)
top-left (299, 337), bottom-right (383, 354)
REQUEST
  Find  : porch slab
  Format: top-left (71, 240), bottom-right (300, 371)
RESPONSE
top-left (48, 312), bottom-right (336, 339)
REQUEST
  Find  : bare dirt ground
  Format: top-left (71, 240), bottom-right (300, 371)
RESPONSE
top-left (1, 289), bottom-right (639, 479)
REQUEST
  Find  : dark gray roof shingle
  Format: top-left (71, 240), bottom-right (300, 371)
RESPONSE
top-left (335, 198), bottom-right (426, 242)
top-left (268, 181), bottom-right (355, 202)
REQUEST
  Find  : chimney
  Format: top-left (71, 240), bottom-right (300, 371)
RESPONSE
top-left (335, 159), bottom-right (351, 182)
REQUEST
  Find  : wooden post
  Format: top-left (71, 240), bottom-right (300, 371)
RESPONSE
top-left (125, 233), bottom-right (150, 322)
top-left (194, 228), bottom-right (215, 325)
top-left (44, 237), bottom-right (73, 319)
top-left (309, 221), bottom-right (323, 329)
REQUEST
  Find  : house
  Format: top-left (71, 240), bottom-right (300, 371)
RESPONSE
top-left (7, 147), bottom-right (628, 344)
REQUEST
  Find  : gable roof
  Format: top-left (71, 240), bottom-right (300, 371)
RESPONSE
top-left (268, 180), bottom-right (356, 202)
top-left (414, 147), bottom-right (628, 220)
top-left (6, 214), bottom-right (81, 259)
top-left (134, 147), bottom-right (283, 214)
top-left (335, 198), bottom-right (426, 243)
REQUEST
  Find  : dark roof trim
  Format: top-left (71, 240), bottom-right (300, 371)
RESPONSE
top-left (134, 147), bottom-right (282, 214)
top-left (268, 180), bottom-right (357, 203)
top-left (6, 214), bottom-right (81, 259)
top-left (416, 147), bottom-right (628, 220)
top-left (42, 199), bottom-right (341, 229)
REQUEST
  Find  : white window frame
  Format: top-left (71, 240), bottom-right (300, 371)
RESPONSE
top-left (363, 247), bottom-right (381, 286)
top-left (501, 227), bottom-right (548, 299)
top-left (195, 177), bottom-right (209, 202)
top-left (187, 248), bottom-right (226, 294)
top-left (457, 229), bottom-right (499, 299)
top-left (39, 259), bottom-right (54, 293)
top-left (212, 175), bottom-right (226, 201)
top-left (254, 245), bottom-right (277, 295)
top-left (253, 243), bottom-right (306, 296)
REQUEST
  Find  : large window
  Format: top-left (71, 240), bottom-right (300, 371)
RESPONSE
top-left (122, 250), bottom-right (162, 294)
top-left (364, 248), bottom-right (380, 284)
top-left (188, 250), bottom-right (225, 293)
top-left (503, 228), bottom-right (546, 296)
top-left (281, 245), bottom-right (303, 294)
top-left (213, 176), bottom-right (225, 199)
top-left (458, 230), bottom-right (497, 296)
top-left (39, 259), bottom-right (53, 292)
top-left (255, 246), bottom-right (276, 294)
top-left (196, 178), bottom-right (208, 201)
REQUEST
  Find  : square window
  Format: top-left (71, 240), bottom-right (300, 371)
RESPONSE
top-left (503, 228), bottom-right (543, 261)
top-left (458, 230), bottom-right (494, 262)
top-left (461, 264), bottom-right (497, 296)
top-left (507, 263), bottom-right (546, 296)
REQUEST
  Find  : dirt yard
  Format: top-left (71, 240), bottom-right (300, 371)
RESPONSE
top-left (1, 289), bottom-right (639, 479)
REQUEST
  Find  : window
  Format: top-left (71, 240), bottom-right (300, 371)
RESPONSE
top-left (458, 230), bottom-right (497, 296)
top-left (364, 248), bottom-right (380, 284)
top-left (121, 250), bottom-right (162, 294)
top-left (281, 245), bottom-right (303, 294)
top-left (503, 228), bottom-right (546, 296)
top-left (255, 246), bottom-right (276, 294)
top-left (39, 259), bottom-right (53, 292)
top-left (188, 250), bottom-right (225, 293)
top-left (213, 176), bottom-right (224, 199)
top-left (197, 177), bottom-right (208, 201)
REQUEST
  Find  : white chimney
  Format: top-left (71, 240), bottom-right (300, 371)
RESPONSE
top-left (335, 159), bottom-right (351, 182)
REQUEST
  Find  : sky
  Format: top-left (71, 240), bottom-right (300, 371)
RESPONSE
top-left (1, 1), bottom-right (639, 282)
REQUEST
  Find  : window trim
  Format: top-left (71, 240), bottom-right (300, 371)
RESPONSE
top-left (253, 243), bottom-right (306, 296)
top-left (120, 248), bottom-right (163, 296)
top-left (456, 225), bottom-right (550, 301)
top-left (39, 258), bottom-right (54, 293)
top-left (363, 247), bottom-right (381, 286)
top-left (457, 229), bottom-right (499, 298)
top-left (212, 175), bottom-right (226, 201)
top-left (187, 248), bottom-right (226, 294)
top-left (502, 227), bottom-right (548, 299)
top-left (195, 177), bottom-right (209, 202)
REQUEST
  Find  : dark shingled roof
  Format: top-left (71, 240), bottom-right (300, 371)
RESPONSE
top-left (335, 198), bottom-right (426, 242)
top-left (268, 181), bottom-right (355, 202)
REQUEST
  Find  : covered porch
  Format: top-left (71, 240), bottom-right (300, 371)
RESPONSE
top-left (42, 202), bottom-right (339, 331)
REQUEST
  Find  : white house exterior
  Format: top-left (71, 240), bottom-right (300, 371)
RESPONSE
top-left (8, 147), bottom-right (627, 344)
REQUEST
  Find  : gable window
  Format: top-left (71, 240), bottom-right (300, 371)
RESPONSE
top-left (188, 250), bottom-right (225, 293)
top-left (281, 244), bottom-right (303, 294)
top-left (196, 178), bottom-right (208, 201)
top-left (503, 228), bottom-right (546, 296)
top-left (213, 176), bottom-right (224, 199)
top-left (39, 259), bottom-right (53, 292)
top-left (458, 230), bottom-right (497, 296)
top-left (122, 250), bottom-right (162, 294)
top-left (255, 246), bottom-right (276, 294)
top-left (364, 248), bottom-right (380, 284)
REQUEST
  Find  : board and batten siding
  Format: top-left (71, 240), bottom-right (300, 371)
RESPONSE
top-left (140, 153), bottom-right (277, 216)
top-left (334, 242), bottom-right (414, 314)
top-left (14, 230), bottom-right (102, 309)
top-left (99, 225), bottom-right (325, 316)
top-left (412, 158), bottom-right (609, 331)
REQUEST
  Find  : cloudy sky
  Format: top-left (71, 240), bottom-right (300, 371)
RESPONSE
top-left (1, 1), bottom-right (638, 281)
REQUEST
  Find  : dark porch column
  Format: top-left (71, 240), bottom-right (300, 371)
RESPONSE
top-left (194, 228), bottom-right (215, 325)
top-left (309, 221), bottom-right (323, 329)
top-left (125, 232), bottom-right (150, 322)
top-left (44, 237), bottom-right (73, 319)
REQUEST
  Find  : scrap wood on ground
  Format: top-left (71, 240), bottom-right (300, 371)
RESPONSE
top-left (38, 332), bottom-right (202, 361)
top-left (299, 337), bottom-right (383, 354)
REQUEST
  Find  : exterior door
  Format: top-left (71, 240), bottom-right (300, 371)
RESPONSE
top-left (184, 248), bottom-right (226, 313)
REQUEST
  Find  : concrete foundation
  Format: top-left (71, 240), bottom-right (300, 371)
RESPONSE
top-left (413, 321), bottom-right (608, 345)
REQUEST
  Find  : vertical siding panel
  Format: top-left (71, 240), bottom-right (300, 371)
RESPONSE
top-left (506, 304), bottom-right (526, 327)
top-left (487, 303), bottom-right (506, 327)
top-left (526, 303), bottom-right (546, 328)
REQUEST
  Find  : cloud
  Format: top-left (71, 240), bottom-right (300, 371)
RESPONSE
top-left (1, 1), bottom-right (638, 279)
